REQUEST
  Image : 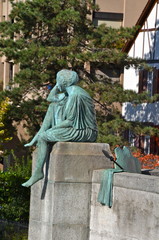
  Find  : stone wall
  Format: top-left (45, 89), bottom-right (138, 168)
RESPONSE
top-left (90, 170), bottom-right (159, 240)
top-left (28, 142), bottom-right (159, 240)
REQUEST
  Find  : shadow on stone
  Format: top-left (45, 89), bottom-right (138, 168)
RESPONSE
top-left (41, 143), bottom-right (54, 199)
top-left (142, 168), bottom-right (159, 176)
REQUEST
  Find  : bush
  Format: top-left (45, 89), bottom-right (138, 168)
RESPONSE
top-left (133, 150), bottom-right (159, 169)
top-left (0, 220), bottom-right (28, 240)
top-left (0, 154), bottom-right (31, 223)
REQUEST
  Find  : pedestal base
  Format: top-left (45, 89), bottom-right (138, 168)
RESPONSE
top-left (28, 142), bottom-right (112, 240)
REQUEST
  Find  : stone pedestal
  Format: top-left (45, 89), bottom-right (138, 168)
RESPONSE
top-left (28, 142), bottom-right (112, 240)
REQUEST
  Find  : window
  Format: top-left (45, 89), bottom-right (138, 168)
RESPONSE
top-left (0, 62), bottom-right (4, 90)
top-left (152, 68), bottom-right (159, 94)
top-left (125, 125), bottom-right (159, 154)
top-left (139, 70), bottom-right (148, 93)
top-left (93, 12), bottom-right (123, 28)
top-left (150, 135), bottom-right (159, 154)
top-left (139, 68), bottom-right (159, 96)
top-left (127, 130), bottom-right (151, 154)
top-left (9, 62), bottom-right (14, 83)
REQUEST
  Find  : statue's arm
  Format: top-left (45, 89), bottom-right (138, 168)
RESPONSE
top-left (53, 119), bottom-right (73, 129)
top-left (47, 84), bottom-right (65, 102)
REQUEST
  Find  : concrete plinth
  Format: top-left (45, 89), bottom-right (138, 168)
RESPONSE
top-left (28, 142), bottom-right (112, 240)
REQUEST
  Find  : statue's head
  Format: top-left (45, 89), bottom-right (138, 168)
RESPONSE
top-left (56, 69), bottom-right (79, 91)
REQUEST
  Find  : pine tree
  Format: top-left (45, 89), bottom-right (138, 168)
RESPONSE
top-left (0, 0), bottom-right (158, 147)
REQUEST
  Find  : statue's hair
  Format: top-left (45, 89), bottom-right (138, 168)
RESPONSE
top-left (56, 69), bottom-right (79, 87)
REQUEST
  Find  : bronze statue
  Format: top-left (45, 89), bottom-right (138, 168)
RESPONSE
top-left (22, 69), bottom-right (98, 187)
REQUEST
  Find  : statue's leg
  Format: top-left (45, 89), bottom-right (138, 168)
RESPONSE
top-left (22, 133), bottom-right (48, 187)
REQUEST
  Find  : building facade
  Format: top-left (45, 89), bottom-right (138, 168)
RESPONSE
top-left (95, 0), bottom-right (148, 28)
top-left (123, 0), bottom-right (159, 154)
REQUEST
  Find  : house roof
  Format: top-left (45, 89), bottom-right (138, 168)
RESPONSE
top-left (123, 0), bottom-right (158, 53)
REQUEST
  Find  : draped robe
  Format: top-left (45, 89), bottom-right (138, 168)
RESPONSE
top-left (39, 86), bottom-right (98, 142)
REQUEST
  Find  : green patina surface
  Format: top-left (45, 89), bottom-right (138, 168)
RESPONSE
top-left (98, 146), bottom-right (141, 207)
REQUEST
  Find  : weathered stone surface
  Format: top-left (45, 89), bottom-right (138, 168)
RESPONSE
top-left (52, 224), bottom-right (89, 240)
top-left (49, 142), bottom-right (113, 183)
top-left (90, 170), bottom-right (159, 240)
top-left (114, 172), bottom-right (159, 193)
top-left (28, 142), bottom-right (112, 240)
top-left (53, 183), bottom-right (91, 225)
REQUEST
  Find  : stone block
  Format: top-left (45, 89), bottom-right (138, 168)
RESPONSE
top-left (29, 221), bottom-right (53, 240)
top-left (29, 220), bottom-right (42, 240)
top-left (52, 224), bottom-right (89, 240)
top-left (53, 182), bottom-right (91, 225)
top-left (29, 182), bottom-right (42, 222)
top-left (28, 142), bottom-right (112, 240)
top-left (114, 172), bottom-right (159, 194)
top-left (90, 170), bottom-right (159, 240)
top-left (48, 142), bottom-right (113, 183)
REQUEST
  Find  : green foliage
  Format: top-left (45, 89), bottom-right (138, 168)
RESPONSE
top-left (0, 97), bottom-right (12, 151)
top-left (0, 154), bottom-right (31, 223)
top-left (0, 220), bottom-right (28, 240)
top-left (0, 0), bottom-right (156, 146)
top-left (0, 0), bottom-right (98, 88)
top-left (0, 0), bottom-right (140, 90)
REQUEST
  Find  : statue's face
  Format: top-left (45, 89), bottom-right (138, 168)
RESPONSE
top-left (56, 75), bottom-right (67, 92)
top-left (56, 81), bottom-right (66, 92)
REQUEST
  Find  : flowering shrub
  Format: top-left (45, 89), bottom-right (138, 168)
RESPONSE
top-left (133, 150), bottom-right (159, 169)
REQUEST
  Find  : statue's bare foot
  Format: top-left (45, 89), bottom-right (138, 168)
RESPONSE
top-left (22, 171), bottom-right (44, 187)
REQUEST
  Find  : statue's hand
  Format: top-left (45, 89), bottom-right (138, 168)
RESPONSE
top-left (24, 141), bottom-right (35, 147)
top-left (47, 84), bottom-right (60, 102)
